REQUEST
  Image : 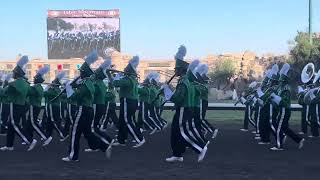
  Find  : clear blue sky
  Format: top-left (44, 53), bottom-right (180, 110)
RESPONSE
top-left (0, 0), bottom-right (319, 60)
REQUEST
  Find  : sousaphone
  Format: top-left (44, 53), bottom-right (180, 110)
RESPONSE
top-left (301, 63), bottom-right (315, 84)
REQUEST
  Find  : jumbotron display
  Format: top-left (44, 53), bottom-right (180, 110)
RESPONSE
top-left (47, 10), bottom-right (120, 59)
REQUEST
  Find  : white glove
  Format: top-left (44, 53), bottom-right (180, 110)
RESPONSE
top-left (297, 86), bottom-right (304, 94)
top-left (66, 83), bottom-right (75, 98)
top-left (309, 89), bottom-right (317, 101)
top-left (257, 87), bottom-right (264, 98)
top-left (163, 84), bottom-right (173, 101)
top-left (252, 97), bottom-right (257, 104)
top-left (113, 73), bottom-right (123, 81)
top-left (240, 97), bottom-right (246, 104)
top-left (76, 78), bottom-right (83, 85)
top-left (44, 85), bottom-right (50, 92)
top-left (257, 98), bottom-right (264, 106)
top-left (271, 94), bottom-right (282, 105)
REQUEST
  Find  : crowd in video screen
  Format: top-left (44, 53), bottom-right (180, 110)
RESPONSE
top-left (47, 17), bottom-right (120, 59)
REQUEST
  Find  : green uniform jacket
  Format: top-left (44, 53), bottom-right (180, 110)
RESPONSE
top-left (200, 84), bottom-right (209, 101)
top-left (260, 85), bottom-right (279, 106)
top-left (276, 83), bottom-right (291, 109)
top-left (60, 92), bottom-right (68, 106)
top-left (138, 85), bottom-right (150, 103)
top-left (94, 80), bottom-right (106, 105)
top-left (298, 91), bottom-right (306, 106)
top-left (71, 78), bottom-right (95, 107)
top-left (113, 75), bottom-right (139, 100)
top-left (44, 85), bottom-right (61, 106)
top-left (5, 77), bottom-right (30, 105)
top-left (0, 87), bottom-right (4, 103)
top-left (149, 85), bottom-right (158, 105)
top-left (27, 84), bottom-right (44, 107)
top-left (170, 75), bottom-right (194, 108)
top-left (105, 88), bottom-right (116, 104)
top-left (154, 86), bottom-right (163, 107)
top-left (187, 71), bottom-right (203, 107)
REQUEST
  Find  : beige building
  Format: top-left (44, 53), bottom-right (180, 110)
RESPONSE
top-left (0, 51), bottom-right (265, 83)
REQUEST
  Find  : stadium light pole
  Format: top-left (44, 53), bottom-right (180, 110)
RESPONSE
top-left (309, 0), bottom-right (313, 45)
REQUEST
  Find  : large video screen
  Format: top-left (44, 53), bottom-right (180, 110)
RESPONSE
top-left (47, 10), bottom-right (120, 59)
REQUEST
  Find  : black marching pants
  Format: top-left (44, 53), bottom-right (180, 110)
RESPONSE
top-left (0, 103), bottom-right (10, 133)
top-left (137, 101), bottom-right (153, 130)
top-left (117, 98), bottom-right (144, 144)
top-left (259, 104), bottom-right (273, 143)
top-left (147, 103), bottom-right (162, 130)
top-left (309, 104), bottom-right (319, 137)
top-left (243, 104), bottom-right (256, 130)
top-left (92, 104), bottom-right (113, 145)
top-left (45, 104), bottom-right (66, 138)
top-left (26, 105), bottom-right (48, 140)
top-left (171, 107), bottom-right (205, 157)
top-left (301, 105), bottom-right (308, 134)
top-left (274, 107), bottom-right (302, 148)
top-left (102, 102), bottom-right (119, 129)
top-left (68, 106), bottom-right (108, 160)
top-left (188, 107), bottom-right (206, 144)
top-left (253, 106), bottom-right (261, 134)
top-left (200, 100), bottom-right (216, 133)
top-left (156, 107), bottom-right (167, 125)
top-left (6, 103), bottom-right (33, 147)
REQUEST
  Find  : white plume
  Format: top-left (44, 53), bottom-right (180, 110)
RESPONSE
top-left (4, 73), bottom-right (13, 81)
top-left (175, 45), bottom-right (187, 60)
top-left (188, 59), bottom-right (200, 74)
top-left (279, 63), bottom-right (290, 76)
top-left (17, 56), bottom-right (29, 68)
top-left (150, 72), bottom-right (160, 83)
top-left (55, 71), bottom-right (66, 80)
top-left (129, 56), bottom-right (140, 70)
top-left (100, 58), bottom-right (112, 70)
top-left (84, 51), bottom-right (99, 65)
top-left (271, 64), bottom-right (279, 76)
top-left (195, 64), bottom-right (206, 75)
top-left (37, 65), bottom-right (50, 76)
top-left (249, 81), bottom-right (257, 89)
top-left (265, 69), bottom-right (272, 79)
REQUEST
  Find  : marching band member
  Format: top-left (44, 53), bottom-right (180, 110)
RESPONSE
top-left (165, 45), bottom-right (209, 163)
top-left (239, 81), bottom-right (258, 132)
top-left (111, 56), bottom-right (145, 147)
top-left (298, 63), bottom-right (315, 135)
top-left (256, 64), bottom-right (279, 145)
top-left (269, 63), bottom-right (304, 150)
top-left (187, 60), bottom-right (207, 144)
top-left (148, 72), bottom-right (164, 132)
top-left (195, 64), bottom-right (218, 139)
top-left (137, 73), bottom-right (155, 132)
top-left (0, 73), bottom-right (12, 136)
top-left (62, 51), bottom-right (113, 162)
top-left (85, 58), bottom-right (114, 152)
top-left (304, 68), bottom-right (320, 138)
top-left (0, 56), bottom-right (37, 151)
top-left (100, 80), bottom-right (119, 131)
top-left (44, 71), bottom-right (68, 141)
top-left (25, 65), bottom-right (53, 146)
top-left (151, 73), bottom-right (168, 128)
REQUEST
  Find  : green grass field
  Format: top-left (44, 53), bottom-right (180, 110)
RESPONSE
top-left (160, 110), bottom-right (301, 124)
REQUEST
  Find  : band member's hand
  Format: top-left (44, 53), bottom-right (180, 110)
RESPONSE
top-left (114, 73), bottom-right (122, 81)
top-left (256, 87), bottom-right (264, 98)
top-left (297, 86), bottom-right (304, 94)
top-left (163, 84), bottom-right (173, 100)
top-left (66, 83), bottom-right (75, 98)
